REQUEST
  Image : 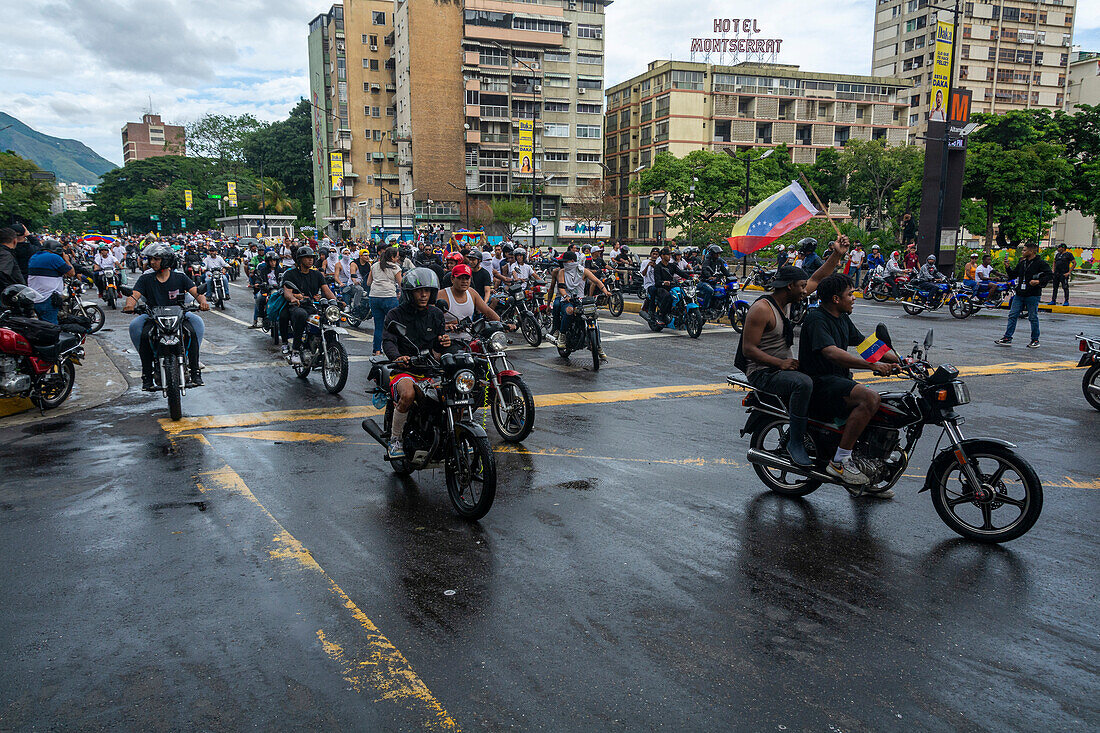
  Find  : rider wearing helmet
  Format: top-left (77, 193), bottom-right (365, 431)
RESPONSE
top-left (93, 244), bottom-right (122, 299)
top-left (382, 267), bottom-right (453, 458)
top-left (123, 243), bottom-right (210, 390)
top-left (914, 254), bottom-right (946, 301)
top-left (698, 244), bottom-right (731, 310)
top-left (280, 246), bottom-right (338, 364)
top-left (249, 251), bottom-right (283, 330)
top-left (798, 238), bottom-right (824, 274)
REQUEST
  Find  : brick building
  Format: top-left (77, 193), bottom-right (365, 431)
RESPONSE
top-left (121, 114), bottom-right (185, 163)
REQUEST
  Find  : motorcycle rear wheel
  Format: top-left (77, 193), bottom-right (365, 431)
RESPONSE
top-left (685, 310), bottom-right (703, 339)
top-left (1083, 364), bottom-right (1100, 411)
top-left (321, 341), bottom-right (349, 394)
top-left (608, 292), bottom-right (624, 318)
top-left (872, 286), bottom-right (890, 302)
top-left (491, 375), bottom-right (535, 442)
top-left (294, 348), bottom-right (313, 378)
top-left (518, 312), bottom-right (542, 347)
top-left (446, 433), bottom-right (496, 520)
top-left (902, 300), bottom-right (925, 316)
top-left (749, 417), bottom-right (821, 497)
top-left (31, 361), bottom-right (76, 410)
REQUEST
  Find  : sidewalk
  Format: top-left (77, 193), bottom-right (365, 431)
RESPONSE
top-left (0, 335), bottom-right (129, 426)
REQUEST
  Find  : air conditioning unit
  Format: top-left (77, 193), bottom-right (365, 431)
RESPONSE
top-left (534, 85), bottom-right (542, 92)
top-left (370, 44), bottom-right (378, 51)
top-left (578, 88), bottom-right (586, 95)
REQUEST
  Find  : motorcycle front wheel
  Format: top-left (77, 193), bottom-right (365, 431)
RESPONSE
top-left (589, 329), bottom-right (601, 372)
top-left (491, 375), bottom-right (535, 442)
top-left (164, 358), bottom-right (183, 421)
top-left (929, 442), bottom-right (1042, 543)
top-left (105, 290), bottom-right (116, 310)
top-left (84, 305), bottom-right (105, 333)
top-left (31, 361), bottom-right (76, 410)
top-left (1083, 364), bottom-right (1100, 411)
top-left (446, 432), bottom-right (496, 520)
top-left (321, 340), bottom-right (349, 394)
top-left (730, 302), bottom-right (748, 333)
top-left (749, 417), bottom-right (821, 497)
top-left (518, 312), bottom-right (542, 347)
top-left (949, 297), bottom-right (971, 319)
top-left (608, 292), bottom-right (624, 318)
top-left (685, 310), bottom-right (703, 339)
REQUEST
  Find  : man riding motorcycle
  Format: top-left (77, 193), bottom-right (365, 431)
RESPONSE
top-left (382, 268), bottom-right (453, 458)
top-left (202, 247), bottom-right (231, 300)
top-left (913, 254), bottom-right (947, 302)
top-left (554, 250), bottom-right (610, 358)
top-left (249, 252), bottom-right (283, 329)
top-left (123, 243), bottom-right (210, 390)
top-left (280, 246), bottom-right (338, 365)
top-left (699, 244), bottom-right (731, 310)
top-left (652, 247), bottom-right (692, 324)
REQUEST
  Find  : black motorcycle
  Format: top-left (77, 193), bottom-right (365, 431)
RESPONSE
top-left (1077, 333), bottom-right (1100, 411)
top-left (494, 281), bottom-right (545, 347)
top-left (101, 268), bottom-right (121, 309)
top-left (283, 292), bottom-right (351, 395)
top-left (557, 295), bottom-right (603, 371)
top-left (729, 326), bottom-right (1043, 543)
top-left (208, 267), bottom-right (228, 310)
top-left (125, 251), bottom-right (139, 273)
top-left (598, 269), bottom-right (625, 318)
top-left (61, 276), bottom-right (105, 334)
top-left (361, 322), bottom-right (497, 519)
top-left (135, 303), bottom-right (202, 421)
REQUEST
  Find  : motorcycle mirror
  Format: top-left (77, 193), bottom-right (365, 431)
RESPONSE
top-left (119, 285), bottom-right (134, 297)
top-left (924, 329), bottom-right (934, 349)
top-left (875, 323), bottom-right (892, 349)
top-left (386, 321), bottom-right (407, 338)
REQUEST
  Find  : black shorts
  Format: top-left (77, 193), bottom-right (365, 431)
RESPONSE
top-left (810, 374), bottom-right (858, 418)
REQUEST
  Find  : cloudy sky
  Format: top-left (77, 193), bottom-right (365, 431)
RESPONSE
top-left (4, 0), bottom-right (1099, 167)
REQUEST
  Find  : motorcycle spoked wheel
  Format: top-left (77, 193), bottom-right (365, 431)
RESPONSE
top-left (164, 358), bottom-right (183, 421)
top-left (445, 432), bottom-right (497, 520)
top-left (589, 328), bottom-right (601, 372)
top-left (902, 298), bottom-right (925, 316)
top-left (788, 301), bottom-right (807, 325)
top-left (84, 305), bottom-right (105, 333)
top-left (685, 310), bottom-right (703, 339)
top-left (321, 340), bottom-right (349, 394)
top-left (607, 292), bottom-right (624, 318)
top-left (105, 289), bottom-right (116, 310)
top-left (518, 312), bottom-right (542, 347)
top-left (1083, 364), bottom-right (1100, 411)
top-left (383, 404), bottom-right (414, 476)
top-left (929, 442), bottom-right (1043, 543)
top-left (491, 375), bottom-right (535, 442)
top-left (30, 361), bottom-right (76, 410)
top-left (948, 297), bottom-right (972, 319)
top-left (730, 302), bottom-right (749, 333)
top-left (749, 417), bottom-right (822, 497)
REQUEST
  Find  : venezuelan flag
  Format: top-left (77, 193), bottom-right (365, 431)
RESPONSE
top-left (727, 181), bottom-right (819, 257)
top-left (857, 334), bottom-right (891, 363)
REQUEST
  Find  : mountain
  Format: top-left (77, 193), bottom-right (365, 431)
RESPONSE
top-left (0, 111), bottom-right (117, 185)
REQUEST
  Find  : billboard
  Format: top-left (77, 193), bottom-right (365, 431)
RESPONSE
top-left (930, 21), bottom-right (954, 121)
top-left (330, 152), bottom-right (344, 192)
top-left (227, 181), bottom-right (238, 208)
top-left (184, 189), bottom-right (193, 210)
top-left (517, 120), bottom-right (534, 174)
top-left (560, 219), bottom-right (612, 238)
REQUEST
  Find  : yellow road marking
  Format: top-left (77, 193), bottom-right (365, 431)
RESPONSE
top-left (196, 463), bottom-right (459, 730)
top-left (162, 404), bottom-right (384, 435)
top-left (209, 429), bottom-right (347, 443)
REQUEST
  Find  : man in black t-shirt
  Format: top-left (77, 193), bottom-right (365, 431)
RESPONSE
top-left (123, 243), bottom-right (210, 390)
top-left (441, 250), bottom-right (493, 299)
top-left (798, 273), bottom-right (899, 489)
top-left (280, 246), bottom-right (337, 363)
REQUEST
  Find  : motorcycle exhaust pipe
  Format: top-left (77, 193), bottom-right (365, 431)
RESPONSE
top-left (746, 448), bottom-right (834, 483)
top-left (361, 418), bottom-right (388, 447)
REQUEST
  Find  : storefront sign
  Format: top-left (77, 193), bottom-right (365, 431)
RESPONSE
top-left (560, 220), bottom-right (611, 238)
top-left (514, 220), bottom-right (556, 238)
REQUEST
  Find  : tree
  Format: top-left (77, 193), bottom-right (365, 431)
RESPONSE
top-left (186, 113), bottom-right (262, 163)
top-left (489, 198), bottom-right (532, 238)
top-left (243, 99), bottom-right (314, 224)
top-left (569, 180), bottom-right (616, 244)
top-left (634, 150), bottom-right (742, 242)
top-left (259, 178), bottom-right (294, 214)
top-left (799, 147), bottom-right (845, 208)
top-left (0, 151), bottom-right (56, 226)
top-left (467, 199), bottom-right (494, 230)
top-left (838, 140), bottom-right (923, 232)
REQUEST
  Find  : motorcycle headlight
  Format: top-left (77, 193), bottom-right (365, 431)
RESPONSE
top-left (156, 316), bottom-right (180, 330)
top-left (324, 304), bottom-right (341, 323)
top-left (952, 381), bottom-right (971, 405)
top-left (454, 369), bottom-right (476, 394)
top-left (683, 286), bottom-right (697, 297)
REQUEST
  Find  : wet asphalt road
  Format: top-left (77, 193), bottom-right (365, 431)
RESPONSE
top-left (1, 277), bottom-right (1098, 731)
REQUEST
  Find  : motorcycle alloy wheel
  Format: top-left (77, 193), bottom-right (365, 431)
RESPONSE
top-left (164, 358), bottom-right (183, 421)
top-left (321, 341), bottom-right (349, 394)
top-left (730, 302), bottom-right (749, 333)
top-left (749, 417), bottom-right (821, 497)
top-left (685, 310), bottom-right (703, 339)
top-left (518, 312), bottom-right (542, 347)
top-left (491, 375), bottom-right (535, 442)
top-left (1083, 364), bottom-right (1100, 411)
top-left (84, 305), bottom-right (105, 333)
top-left (30, 361), bottom-right (76, 410)
top-left (608, 292), bottom-right (624, 318)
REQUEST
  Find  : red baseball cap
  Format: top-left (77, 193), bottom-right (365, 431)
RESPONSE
top-left (451, 264), bottom-right (472, 278)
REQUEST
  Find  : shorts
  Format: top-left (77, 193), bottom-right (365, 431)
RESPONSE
top-left (390, 372), bottom-right (430, 398)
top-left (809, 374), bottom-right (858, 419)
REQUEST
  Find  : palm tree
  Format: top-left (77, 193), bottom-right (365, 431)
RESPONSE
top-left (258, 177), bottom-right (294, 214)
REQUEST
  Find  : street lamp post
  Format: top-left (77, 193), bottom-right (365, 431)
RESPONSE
top-left (258, 156), bottom-right (268, 237)
top-left (376, 131), bottom-right (387, 241)
top-left (449, 181), bottom-right (485, 230)
top-left (1032, 187), bottom-right (1057, 247)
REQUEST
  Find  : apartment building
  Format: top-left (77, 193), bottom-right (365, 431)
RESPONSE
top-left (121, 114), bottom-right (185, 164)
top-left (308, 2), bottom-right (400, 238)
top-left (1054, 50), bottom-right (1099, 247)
top-left (604, 60), bottom-right (911, 242)
top-left (872, 0), bottom-right (1076, 136)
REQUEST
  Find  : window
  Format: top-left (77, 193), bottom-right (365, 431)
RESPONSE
top-left (466, 89), bottom-right (480, 105)
top-left (372, 11), bottom-right (385, 25)
top-left (363, 58), bottom-right (379, 70)
top-left (464, 10), bottom-right (511, 29)
top-left (369, 34), bottom-right (377, 46)
top-left (386, 106), bottom-right (395, 116)
top-left (640, 126), bottom-right (651, 145)
top-left (544, 49), bottom-right (570, 63)
top-left (639, 149), bottom-right (651, 167)
top-left (545, 75), bottom-right (570, 87)
top-left (513, 17), bottom-right (568, 33)
top-left (479, 172), bottom-right (509, 193)
top-left (655, 95), bottom-right (670, 117)
top-left (577, 103), bottom-right (602, 114)
top-left (373, 130), bottom-right (383, 141)
top-left (577, 124), bottom-right (601, 138)
top-left (544, 101), bottom-right (570, 112)
top-left (654, 121), bottom-right (669, 143)
top-left (544, 123), bottom-right (569, 137)
top-left (577, 24), bottom-right (603, 39)
top-left (581, 1), bottom-right (599, 11)
top-left (671, 70), bottom-right (704, 90)
top-left (578, 77), bottom-right (602, 90)
top-left (545, 151), bottom-right (569, 162)
top-left (577, 152), bottom-right (600, 163)
top-left (364, 106), bottom-right (372, 116)
top-left (640, 101), bottom-right (652, 122)
top-left (578, 53), bottom-right (602, 65)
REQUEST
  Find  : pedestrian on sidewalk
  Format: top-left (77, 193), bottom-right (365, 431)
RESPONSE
top-left (1049, 243), bottom-right (1075, 306)
top-left (846, 243), bottom-right (865, 287)
top-left (995, 242), bottom-right (1052, 349)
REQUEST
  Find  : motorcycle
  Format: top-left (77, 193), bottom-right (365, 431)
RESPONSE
top-left (729, 326), bottom-right (1043, 543)
top-left (900, 279), bottom-right (951, 315)
top-left (950, 279), bottom-right (1010, 319)
top-left (101, 268), bottom-right (121, 309)
top-left (0, 307), bottom-right (85, 411)
top-left (557, 295), bottom-right (604, 371)
top-left (208, 267), bottom-right (228, 310)
top-left (748, 266), bottom-right (776, 290)
top-left (284, 293), bottom-right (351, 394)
top-left (361, 321), bottom-right (497, 519)
top-left (125, 251), bottom-right (139, 273)
top-left (598, 269), bottom-right (626, 318)
top-left (642, 278), bottom-right (704, 339)
top-left (62, 276), bottom-right (105, 334)
top-left (494, 281), bottom-right (546, 347)
top-left (699, 275), bottom-right (749, 333)
top-left (133, 302), bottom-right (202, 421)
top-left (226, 257), bottom-right (241, 281)
top-left (453, 317), bottom-right (535, 442)
top-left (1077, 333), bottom-right (1100, 412)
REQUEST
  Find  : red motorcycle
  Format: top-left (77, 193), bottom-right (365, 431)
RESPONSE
top-left (453, 317), bottom-right (535, 443)
top-left (0, 287), bottom-right (86, 411)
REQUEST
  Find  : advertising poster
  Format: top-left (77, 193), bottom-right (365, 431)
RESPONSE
top-left (517, 120), bottom-right (534, 174)
top-left (330, 152), bottom-right (344, 192)
top-left (930, 21), bottom-right (954, 121)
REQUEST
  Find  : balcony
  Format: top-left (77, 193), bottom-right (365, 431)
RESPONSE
top-left (480, 133), bottom-right (511, 144)
top-left (465, 129), bottom-right (481, 144)
top-left (480, 105), bottom-right (510, 120)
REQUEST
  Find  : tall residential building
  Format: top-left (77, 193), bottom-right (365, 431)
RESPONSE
top-left (604, 61), bottom-right (911, 243)
top-left (871, 0), bottom-right (1076, 136)
top-left (121, 114), bottom-right (185, 163)
top-left (308, 2), bottom-right (399, 238)
top-left (1054, 50), bottom-right (1099, 247)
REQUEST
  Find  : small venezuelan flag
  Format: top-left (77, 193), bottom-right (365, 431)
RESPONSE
top-left (857, 334), bottom-right (891, 363)
top-left (727, 181), bottom-right (819, 258)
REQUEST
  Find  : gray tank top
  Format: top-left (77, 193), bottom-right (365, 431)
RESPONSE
top-left (746, 298), bottom-right (792, 377)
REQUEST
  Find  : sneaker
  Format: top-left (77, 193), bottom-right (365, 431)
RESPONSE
top-left (993, 337), bottom-right (1012, 347)
top-left (188, 370), bottom-right (204, 387)
top-left (556, 333), bottom-right (567, 349)
top-left (826, 457), bottom-right (871, 486)
top-left (1047, 301), bottom-right (1056, 306)
top-left (141, 374), bottom-right (157, 392)
top-left (1027, 340), bottom-right (1040, 349)
top-left (387, 438), bottom-right (405, 458)
top-left (289, 351), bottom-right (302, 366)
top-left (1063, 302), bottom-right (1069, 307)
top-left (598, 347), bottom-right (608, 361)
top-left (863, 486), bottom-right (896, 499)
top-left (247, 321), bottom-right (260, 329)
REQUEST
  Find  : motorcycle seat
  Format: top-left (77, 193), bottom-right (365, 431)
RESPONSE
top-left (34, 332), bottom-right (83, 361)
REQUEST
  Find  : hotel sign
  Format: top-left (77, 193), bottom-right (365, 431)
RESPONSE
top-left (691, 18), bottom-right (783, 55)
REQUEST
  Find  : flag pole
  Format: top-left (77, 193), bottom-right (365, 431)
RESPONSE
top-left (798, 171), bottom-right (842, 239)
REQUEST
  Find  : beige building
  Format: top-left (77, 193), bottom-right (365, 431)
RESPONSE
top-left (871, 0), bottom-right (1076, 136)
top-left (121, 113), bottom-right (185, 163)
top-left (1054, 50), bottom-right (1099, 248)
top-left (604, 60), bottom-right (911, 242)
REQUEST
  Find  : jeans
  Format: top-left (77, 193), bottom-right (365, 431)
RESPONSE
top-left (850, 268), bottom-right (862, 287)
top-left (253, 291), bottom-right (267, 322)
top-left (34, 299), bottom-right (59, 324)
top-left (1003, 294), bottom-right (1040, 342)
top-left (698, 282), bottom-right (714, 309)
top-left (369, 296), bottom-right (400, 353)
top-left (748, 368), bottom-right (814, 419)
top-left (553, 296), bottom-right (572, 336)
top-left (343, 283), bottom-right (367, 317)
top-left (129, 313), bottom-right (204, 374)
top-left (205, 274), bottom-right (229, 299)
top-left (1051, 273), bottom-right (1070, 303)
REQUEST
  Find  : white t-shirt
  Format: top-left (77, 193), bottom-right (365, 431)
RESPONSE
top-left (848, 250), bottom-right (865, 268)
top-left (509, 262), bottom-right (535, 283)
top-left (491, 256), bottom-right (504, 273)
top-left (95, 254), bottom-right (120, 271)
top-left (976, 264), bottom-right (993, 280)
top-left (203, 255), bottom-right (228, 271)
top-left (641, 259), bottom-right (657, 289)
top-left (111, 245), bottom-right (127, 261)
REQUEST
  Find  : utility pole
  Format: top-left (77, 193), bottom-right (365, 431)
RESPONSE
top-left (932, 0), bottom-right (962, 271)
top-left (489, 40), bottom-right (541, 253)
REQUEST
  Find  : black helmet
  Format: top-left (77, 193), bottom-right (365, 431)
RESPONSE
top-left (619, 245), bottom-right (630, 253)
top-left (798, 237), bottom-right (818, 253)
top-left (143, 243), bottom-right (177, 271)
top-left (705, 244), bottom-right (723, 258)
top-left (295, 246), bottom-right (317, 262)
top-left (42, 237), bottom-right (64, 254)
top-left (401, 267), bottom-right (440, 303)
top-left (1, 285), bottom-right (38, 312)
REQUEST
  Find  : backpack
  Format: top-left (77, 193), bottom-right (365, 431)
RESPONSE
top-left (266, 288), bottom-right (287, 321)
